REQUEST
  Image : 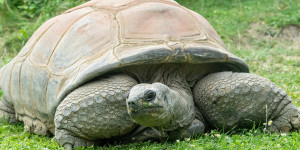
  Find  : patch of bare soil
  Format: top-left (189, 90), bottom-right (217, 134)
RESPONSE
top-left (279, 25), bottom-right (300, 38)
top-left (236, 22), bottom-right (278, 50)
top-left (278, 25), bottom-right (300, 49)
top-left (247, 22), bottom-right (278, 39)
top-left (246, 22), bottom-right (300, 49)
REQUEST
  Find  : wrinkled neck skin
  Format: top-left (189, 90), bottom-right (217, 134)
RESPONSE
top-left (163, 69), bottom-right (195, 131)
top-left (164, 84), bottom-right (195, 131)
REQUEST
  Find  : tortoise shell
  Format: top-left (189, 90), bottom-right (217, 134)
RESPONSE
top-left (0, 0), bottom-right (248, 124)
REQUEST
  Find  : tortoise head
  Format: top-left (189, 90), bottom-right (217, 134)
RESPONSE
top-left (126, 82), bottom-right (195, 130)
top-left (126, 83), bottom-right (173, 127)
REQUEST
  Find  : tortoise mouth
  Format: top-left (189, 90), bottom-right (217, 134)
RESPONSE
top-left (129, 106), bottom-right (163, 114)
top-left (128, 106), bottom-right (164, 118)
top-left (128, 106), bottom-right (165, 126)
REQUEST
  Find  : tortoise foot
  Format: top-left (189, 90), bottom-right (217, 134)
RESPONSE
top-left (55, 128), bottom-right (94, 150)
top-left (169, 119), bottom-right (205, 140)
top-left (0, 97), bottom-right (16, 124)
top-left (124, 126), bottom-right (161, 143)
top-left (179, 119), bottom-right (205, 137)
top-left (268, 102), bottom-right (300, 133)
top-left (19, 116), bottom-right (49, 135)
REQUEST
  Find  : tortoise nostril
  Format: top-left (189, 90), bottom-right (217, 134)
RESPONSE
top-left (127, 101), bottom-right (136, 106)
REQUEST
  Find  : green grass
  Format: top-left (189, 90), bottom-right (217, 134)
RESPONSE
top-left (0, 0), bottom-right (300, 149)
top-left (1, 124), bottom-right (300, 150)
top-left (0, 122), bottom-right (62, 149)
top-left (0, 0), bottom-right (87, 56)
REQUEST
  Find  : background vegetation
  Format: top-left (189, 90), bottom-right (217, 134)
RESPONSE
top-left (0, 0), bottom-right (299, 149)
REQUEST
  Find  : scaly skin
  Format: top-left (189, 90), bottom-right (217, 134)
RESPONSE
top-left (54, 75), bottom-right (138, 149)
top-left (193, 72), bottom-right (300, 132)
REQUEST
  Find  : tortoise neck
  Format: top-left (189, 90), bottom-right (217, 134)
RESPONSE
top-left (124, 64), bottom-right (196, 132)
top-left (151, 68), bottom-right (195, 132)
top-left (162, 71), bottom-right (195, 131)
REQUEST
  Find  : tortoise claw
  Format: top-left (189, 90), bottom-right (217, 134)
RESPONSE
top-left (63, 143), bottom-right (72, 150)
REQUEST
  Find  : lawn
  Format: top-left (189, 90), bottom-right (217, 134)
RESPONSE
top-left (0, 0), bottom-right (299, 149)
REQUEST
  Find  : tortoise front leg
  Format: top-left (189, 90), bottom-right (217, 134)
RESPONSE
top-left (193, 72), bottom-right (300, 133)
top-left (0, 97), bottom-right (17, 124)
top-left (120, 118), bottom-right (205, 143)
top-left (54, 74), bottom-right (138, 149)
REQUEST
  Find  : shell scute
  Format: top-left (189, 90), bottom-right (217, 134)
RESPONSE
top-left (46, 76), bottom-right (65, 118)
top-left (48, 11), bottom-right (118, 75)
top-left (117, 2), bottom-right (205, 43)
top-left (17, 16), bottom-right (57, 58)
top-left (30, 7), bottom-right (94, 68)
top-left (10, 62), bottom-right (23, 114)
top-left (20, 59), bottom-right (35, 118)
top-left (115, 44), bottom-right (173, 65)
top-left (188, 10), bottom-right (227, 50)
top-left (31, 66), bottom-right (51, 122)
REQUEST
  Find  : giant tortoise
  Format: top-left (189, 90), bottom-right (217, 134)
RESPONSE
top-left (0, 0), bottom-right (299, 149)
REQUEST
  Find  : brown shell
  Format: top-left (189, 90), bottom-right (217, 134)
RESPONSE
top-left (0, 0), bottom-right (248, 123)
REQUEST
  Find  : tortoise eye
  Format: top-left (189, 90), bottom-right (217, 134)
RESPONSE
top-left (144, 90), bottom-right (156, 101)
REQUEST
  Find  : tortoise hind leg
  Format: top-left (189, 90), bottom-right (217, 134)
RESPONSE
top-left (193, 72), bottom-right (300, 133)
top-left (54, 74), bottom-right (138, 149)
top-left (0, 97), bottom-right (17, 124)
top-left (0, 97), bottom-right (50, 135)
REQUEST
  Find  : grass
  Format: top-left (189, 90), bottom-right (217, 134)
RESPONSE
top-left (0, 122), bottom-right (62, 149)
top-left (0, 0), bottom-right (300, 149)
top-left (1, 125), bottom-right (300, 150)
top-left (0, 0), bottom-right (87, 57)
